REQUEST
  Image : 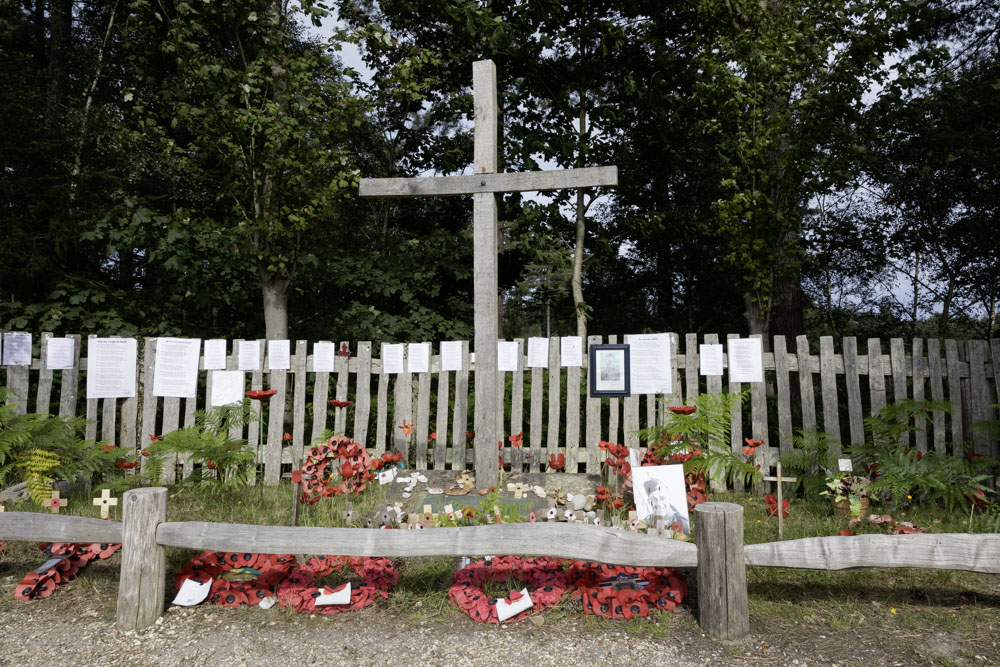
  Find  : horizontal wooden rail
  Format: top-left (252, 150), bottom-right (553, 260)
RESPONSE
top-left (156, 521), bottom-right (699, 568)
top-left (0, 511), bottom-right (122, 544)
top-left (745, 533), bottom-right (1000, 573)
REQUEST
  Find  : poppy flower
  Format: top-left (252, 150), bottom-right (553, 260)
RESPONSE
top-left (466, 430), bottom-right (475, 439)
top-left (329, 400), bottom-right (353, 408)
top-left (206, 460), bottom-right (217, 470)
top-left (427, 431), bottom-right (437, 443)
top-left (836, 529), bottom-right (856, 536)
top-left (102, 444), bottom-right (117, 453)
top-left (668, 406), bottom-right (697, 415)
top-left (549, 453), bottom-right (565, 471)
top-left (612, 499), bottom-right (624, 509)
top-left (246, 389), bottom-right (278, 401)
top-left (399, 421), bottom-right (414, 435)
top-left (338, 343), bottom-right (350, 357)
top-left (141, 449), bottom-right (149, 457)
top-left (115, 461), bottom-right (137, 469)
top-left (290, 470), bottom-right (303, 483)
top-left (283, 432), bottom-right (293, 442)
top-left (764, 493), bottom-right (790, 518)
top-left (149, 434), bottom-right (163, 442)
top-left (508, 432), bottom-right (524, 447)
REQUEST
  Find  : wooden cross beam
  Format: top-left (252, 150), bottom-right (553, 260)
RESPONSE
top-left (762, 462), bottom-right (797, 539)
top-left (47, 490), bottom-right (68, 515)
top-left (359, 60), bottom-right (618, 489)
top-left (92, 488), bottom-right (119, 519)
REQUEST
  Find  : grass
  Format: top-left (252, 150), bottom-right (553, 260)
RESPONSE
top-left (2, 478), bottom-right (998, 641)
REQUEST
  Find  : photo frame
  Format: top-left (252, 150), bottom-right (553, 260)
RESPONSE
top-left (589, 344), bottom-right (630, 397)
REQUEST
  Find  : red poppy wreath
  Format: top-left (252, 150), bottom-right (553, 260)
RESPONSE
top-left (448, 556), bottom-right (567, 624)
top-left (14, 541), bottom-right (121, 601)
top-left (276, 556), bottom-right (398, 615)
top-left (566, 561), bottom-right (688, 619)
top-left (293, 435), bottom-right (374, 504)
top-left (174, 551), bottom-right (298, 607)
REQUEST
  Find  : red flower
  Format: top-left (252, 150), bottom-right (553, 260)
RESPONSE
top-left (206, 460), bottom-right (217, 470)
top-left (595, 486), bottom-right (610, 502)
top-left (668, 406), bottom-right (697, 415)
top-left (398, 421), bottom-right (414, 435)
top-left (465, 430), bottom-right (475, 439)
top-left (291, 470), bottom-right (303, 483)
top-left (102, 444), bottom-right (117, 453)
top-left (283, 432), bottom-right (293, 442)
top-left (115, 461), bottom-right (137, 469)
top-left (836, 529), bottom-right (856, 536)
top-left (381, 452), bottom-right (403, 465)
top-left (149, 434), bottom-right (163, 443)
top-left (549, 453), bottom-right (565, 471)
top-left (428, 432), bottom-right (437, 442)
top-left (337, 343), bottom-right (350, 357)
top-left (246, 389), bottom-right (277, 401)
top-left (504, 590), bottom-right (524, 604)
top-left (611, 499), bottom-right (624, 509)
top-left (329, 400), bottom-right (353, 408)
top-left (371, 459), bottom-right (384, 470)
top-left (141, 449), bottom-right (149, 457)
top-left (764, 494), bottom-right (790, 518)
top-left (462, 506), bottom-right (478, 519)
top-left (508, 432), bottom-right (523, 447)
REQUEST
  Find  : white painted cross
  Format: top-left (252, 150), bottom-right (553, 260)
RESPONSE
top-left (47, 490), bottom-right (68, 515)
top-left (359, 60), bottom-right (617, 488)
top-left (92, 488), bottom-right (119, 519)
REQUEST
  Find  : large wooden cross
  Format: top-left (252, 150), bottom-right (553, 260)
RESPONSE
top-left (359, 60), bottom-right (617, 488)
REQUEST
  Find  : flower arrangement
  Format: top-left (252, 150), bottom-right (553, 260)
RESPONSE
top-left (566, 562), bottom-right (687, 619)
top-left (277, 556), bottom-right (397, 615)
top-left (448, 556), bottom-right (567, 624)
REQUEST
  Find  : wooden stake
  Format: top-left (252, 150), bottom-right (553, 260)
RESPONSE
top-left (763, 462), bottom-right (797, 539)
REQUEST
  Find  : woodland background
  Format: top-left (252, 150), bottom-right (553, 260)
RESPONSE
top-left (1, 0), bottom-right (998, 346)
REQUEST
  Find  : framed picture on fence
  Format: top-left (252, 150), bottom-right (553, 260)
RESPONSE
top-left (589, 344), bottom-right (630, 397)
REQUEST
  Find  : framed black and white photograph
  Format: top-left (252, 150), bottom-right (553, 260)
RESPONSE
top-left (589, 344), bottom-right (630, 397)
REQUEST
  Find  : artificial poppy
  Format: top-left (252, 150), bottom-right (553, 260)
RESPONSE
top-left (115, 461), bottom-right (137, 469)
top-left (763, 493), bottom-right (790, 518)
top-left (548, 453), bottom-right (565, 471)
top-left (246, 389), bottom-right (278, 401)
top-left (399, 421), bottom-right (414, 435)
top-left (668, 406), bottom-right (697, 415)
top-left (329, 399), bottom-right (353, 408)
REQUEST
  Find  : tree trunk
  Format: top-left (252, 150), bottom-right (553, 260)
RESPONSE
top-left (572, 78), bottom-right (588, 340)
top-left (259, 265), bottom-right (290, 340)
top-left (45, 0), bottom-right (72, 128)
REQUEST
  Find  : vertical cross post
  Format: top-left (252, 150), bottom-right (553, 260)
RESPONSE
top-left (472, 60), bottom-right (500, 489)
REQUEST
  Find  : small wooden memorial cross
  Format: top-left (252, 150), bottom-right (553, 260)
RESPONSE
top-left (48, 490), bottom-right (68, 515)
top-left (762, 462), bottom-right (797, 538)
top-left (92, 488), bottom-right (119, 519)
top-left (359, 60), bottom-right (617, 489)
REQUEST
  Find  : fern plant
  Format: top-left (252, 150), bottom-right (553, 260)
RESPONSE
top-left (637, 390), bottom-right (761, 487)
top-left (779, 428), bottom-right (846, 497)
top-left (0, 388), bottom-right (120, 507)
top-left (142, 400), bottom-right (258, 486)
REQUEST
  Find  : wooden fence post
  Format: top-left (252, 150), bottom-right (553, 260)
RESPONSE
top-left (695, 502), bottom-right (749, 640)
top-left (117, 487), bottom-right (167, 632)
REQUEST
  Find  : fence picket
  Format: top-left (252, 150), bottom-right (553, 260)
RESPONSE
top-left (842, 337), bottom-right (864, 447)
top-left (450, 342), bottom-right (470, 470)
top-left (911, 338), bottom-right (927, 453)
top-left (685, 333), bottom-right (699, 404)
top-left (566, 348), bottom-right (581, 471)
top-left (57, 334), bottom-right (82, 419)
top-left (968, 340), bottom-right (992, 457)
top-left (292, 340), bottom-right (307, 461)
top-left (796, 335), bottom-right (816, 435)
top-left (546, 337), bottom-right (561, 473)
top-left (354, 342), bottom-right (372, 447)
top-left (890, 338), bottom-right (909, 449)
top-left (819, 336), bottom-right (841, 448)
top-left (36, 333), bottom-right (53, 414)
top-left (310, 342), bottom-right (330, 443)
top-left (727, 334), bottom-right (744, 493)
top-left (868, 338), bottom-right (886, 418)
top-left (435, 357), bottom-right (449, 470)
top-left (944, 339), bottom-right (963, 451)
top-left (585, 335), bottom-right (602, 472)
top-left (926, 338), bottom-right (947, 452)
top-left (416, 342), bottom-right (431, 470)
top-left (608, 335), bottom-right (620, 446)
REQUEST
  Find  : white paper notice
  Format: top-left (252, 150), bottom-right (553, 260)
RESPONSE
top-left (203, 339), bottom-right (227, 370)
top-left (378, 468), bottom-right (398, 485)
top-left (560, 336), bottom-right (583, 367)
top-left (153, 337), bottom-right (201, 398)
top-left (315, 582), bottom-right (351, 606)
top-left (312, 342), bottom-right (335, 372)
top-left (2, 332), bottom-right (31, 366)
top-left (526, 337), bottom-right (549, 368)
top-left (46, 338), bottom-right (75, 370)
top-left (172, 577), bottom-right (212, 606)
top-left (699, 344), bottom-right (724, 376)
top-left (495, 588), bottom-right (533, 622)
top-left (407, 343), bottom-right (430, 374)
top-left (728, 338), bottom-right (764, 383)
top-left (86, 338), bottom-right (137, 399)
top-left (382, 344), bottom-right (404, 374)
top-left (267, 339), bottom-right (290, 371)
top-left (497, 341), bottom-right (519, 372)
top-left (440, 341), bottom-right (463, 371)
top-left (210, 370), bottom-right (244, 407)
top-left (626, 333), bottom-right (672, 395)
top-left (238, 340), bottom-right (260, 371)
top-left (838, 458), bottom-right (853, 472)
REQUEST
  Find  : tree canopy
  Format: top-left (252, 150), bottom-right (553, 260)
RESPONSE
top-left (1, 0), bottom-right (996, 342)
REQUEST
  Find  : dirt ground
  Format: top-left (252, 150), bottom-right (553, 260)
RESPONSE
top-left (1, 553), bottom-right (998, 667)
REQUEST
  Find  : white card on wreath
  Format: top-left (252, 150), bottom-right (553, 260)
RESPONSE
top-left (315, 582), bottom-right (351, 605)
top-left (378, 468), bottom-right (397, 485)
top-left (495, 588), bottom-right (533, 622)
top-left (172, 577), bottom-right (212, 606)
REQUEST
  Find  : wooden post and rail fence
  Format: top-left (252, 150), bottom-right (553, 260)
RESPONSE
top-left (2, 489), bottom-right (999, 639)
top-left (4, 333), bottom-right (998, 486)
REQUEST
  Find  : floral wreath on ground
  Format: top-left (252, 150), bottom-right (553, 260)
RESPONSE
top-left (174, 551), bottom-right (297, 607)
top-left (566, 561), bottom-right (687, 619)
top-left (292, 435), bottom-right (374, 504)
top-left (276, 556), bottom-right (397, 615)
top-left (14, 541), bottom-right (120, 600)
top-left (448, 556), bottom-right (567, 624)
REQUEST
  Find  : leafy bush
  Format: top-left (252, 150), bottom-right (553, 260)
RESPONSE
top-left (142, 400), bottom-right (258, 486)
top-left (0, 388), bottom-right (120, 506)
